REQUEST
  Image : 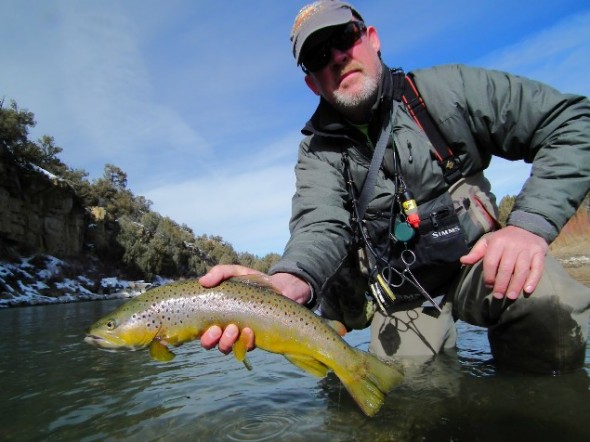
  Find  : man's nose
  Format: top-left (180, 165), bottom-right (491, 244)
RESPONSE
top-left (329, 46), bottom-right (350, 66)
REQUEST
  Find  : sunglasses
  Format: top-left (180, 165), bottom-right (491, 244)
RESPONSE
top-left (300, 21), bottom-right (367, 73)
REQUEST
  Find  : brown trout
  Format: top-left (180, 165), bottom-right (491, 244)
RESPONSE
top-left (85, 275), bottom-right (403, 416)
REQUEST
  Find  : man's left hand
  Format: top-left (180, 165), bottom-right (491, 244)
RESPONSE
top-left (460, 226), bottom-right (548, 300)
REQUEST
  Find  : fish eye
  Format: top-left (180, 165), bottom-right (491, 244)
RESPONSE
top-left (105, 319), bottom-right (118, 330)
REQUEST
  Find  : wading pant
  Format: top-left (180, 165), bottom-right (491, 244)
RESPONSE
top-left (368, 256), bottom-right (590, 374)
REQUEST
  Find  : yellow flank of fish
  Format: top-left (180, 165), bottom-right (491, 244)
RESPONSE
top-left (85, 275), bottom-right (403, 417)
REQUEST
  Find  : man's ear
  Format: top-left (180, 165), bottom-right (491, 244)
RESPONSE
top-left (305, 74), bottom-right (321, 96)
top-left (366, 25), bottom-right (381, 53)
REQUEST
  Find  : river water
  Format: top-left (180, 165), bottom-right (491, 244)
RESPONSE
top-left (1, 300), bottom-right (589, 442)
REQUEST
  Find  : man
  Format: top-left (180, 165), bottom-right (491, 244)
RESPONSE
top-left (200, 0), bottom-right (590, 373)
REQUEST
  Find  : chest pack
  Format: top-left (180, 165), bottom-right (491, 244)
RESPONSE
top-left (348, 71), bottom-right (500, 314)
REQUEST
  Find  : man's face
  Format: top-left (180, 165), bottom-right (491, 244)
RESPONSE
top-left (303, 23), bottom-right (382, 121)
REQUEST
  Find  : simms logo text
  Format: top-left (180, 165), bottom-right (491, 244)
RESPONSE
top-left (431, 226), bottom-right (461, 239)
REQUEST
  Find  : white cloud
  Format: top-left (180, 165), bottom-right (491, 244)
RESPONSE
top-left (142, 131), bottom-right (300, 255)
top-left (1, 1), bottom-right (210, 177)
top-left (476, 10), bottom-right (590, 96)
top-left (145, 164), bottom-right (296, 256)
top-left (59, 4), bottom-right (210, 161)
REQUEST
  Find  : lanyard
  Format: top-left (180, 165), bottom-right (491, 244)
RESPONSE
top-left (355, 99), bottom-right (400, 220)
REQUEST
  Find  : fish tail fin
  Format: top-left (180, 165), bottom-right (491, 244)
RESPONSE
top-left (339, 349), bottom-right (403, 417)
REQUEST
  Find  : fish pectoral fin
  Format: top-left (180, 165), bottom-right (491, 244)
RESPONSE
top-left (284, 354), bottom-right (330, 378)
top-left (233, 332), bottom-right (253, 371)
top-left (149, 340), bottom-right (175, 362)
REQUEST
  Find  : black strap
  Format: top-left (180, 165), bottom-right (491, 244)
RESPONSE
top-left (357, 100), bottom-right (400, 219)
top-left (402, 75), bottom-right (462, 185)
top-left (356, 70), bottom-right (405, 219)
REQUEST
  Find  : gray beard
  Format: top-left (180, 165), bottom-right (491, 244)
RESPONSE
top-left (331, 67), bottom-right (382, 119)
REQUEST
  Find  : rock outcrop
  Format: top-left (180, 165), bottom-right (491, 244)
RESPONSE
top-left (0, 146), bottom-right (85, 257)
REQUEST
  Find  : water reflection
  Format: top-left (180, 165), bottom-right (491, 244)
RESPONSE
top-left (0, 302), bottom-right (588, 441)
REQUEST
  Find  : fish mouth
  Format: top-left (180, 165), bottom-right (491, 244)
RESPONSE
top-left (84, 334), bottom-right (136, 351)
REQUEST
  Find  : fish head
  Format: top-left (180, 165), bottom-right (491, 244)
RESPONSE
top-left (85, 312), bottom-right (157, 352)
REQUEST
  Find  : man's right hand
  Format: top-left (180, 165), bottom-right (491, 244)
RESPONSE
top-left (197, 265), bottom-right (312, 352)
top-left (200, 324), bottom-right (255, 354)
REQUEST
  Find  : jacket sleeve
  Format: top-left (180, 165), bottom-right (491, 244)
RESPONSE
top-left (269, 136), bottom-right (354, 297)
top-left (413, 64), bottom-right (590, 242)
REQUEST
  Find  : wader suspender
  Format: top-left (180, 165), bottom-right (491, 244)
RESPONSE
top-left (402, 75), bottom-right (463, 185)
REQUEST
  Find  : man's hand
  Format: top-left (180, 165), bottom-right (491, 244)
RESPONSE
top-left (460, 226), bottom-right (548, 300)
top-left (200, 324), bottom-right (255, 354)
top-left (198, 265), bottom-right (312, 352)
top-left (266, 272), bottom-right (312, 305)
top-left (199, 264), bottom-right (264, 288)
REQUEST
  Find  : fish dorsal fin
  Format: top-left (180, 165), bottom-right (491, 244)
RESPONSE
top-left (230, 274), bottom-right (281, 294)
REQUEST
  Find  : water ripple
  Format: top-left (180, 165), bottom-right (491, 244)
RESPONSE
top-left (219, 411), bottom-right (302, 442)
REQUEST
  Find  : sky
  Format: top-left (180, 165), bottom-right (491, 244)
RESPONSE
top-left (1, 0), bottom-right (589, 256)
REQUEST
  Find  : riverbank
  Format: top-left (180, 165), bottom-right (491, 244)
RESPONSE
top-left (1, 252), bottom-right (588, 308)
top-left (0, 254), bottom-right (168, 308)
top-left (560, 257), bottom-right (590, 287)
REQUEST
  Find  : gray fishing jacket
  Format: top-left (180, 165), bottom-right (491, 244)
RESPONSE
top-left (269, 63), bottom-right (590, 299)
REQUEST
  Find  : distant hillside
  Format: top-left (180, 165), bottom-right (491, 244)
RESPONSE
top-left (1, 99), bottom-right (280, 305)
top-left (550, 205), bottom-right (590, 257)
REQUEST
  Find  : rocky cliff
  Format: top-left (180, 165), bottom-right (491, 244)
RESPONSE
top-left (0, 146), bottom-right (85, 257)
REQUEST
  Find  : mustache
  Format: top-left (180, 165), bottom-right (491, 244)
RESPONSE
top-left (337, 62), bottom-right (363, 78)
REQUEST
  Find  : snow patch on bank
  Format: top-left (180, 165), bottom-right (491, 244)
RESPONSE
top-left (0, 255), bottom-right (170, 308)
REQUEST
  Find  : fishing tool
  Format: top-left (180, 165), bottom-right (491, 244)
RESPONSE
top-left (344, 149), bottom-right (442, 315)
top-left (400, 190), bottom-right (420, 228)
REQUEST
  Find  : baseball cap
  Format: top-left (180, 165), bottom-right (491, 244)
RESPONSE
top-left (290, 0), bottom-right (363, 64)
